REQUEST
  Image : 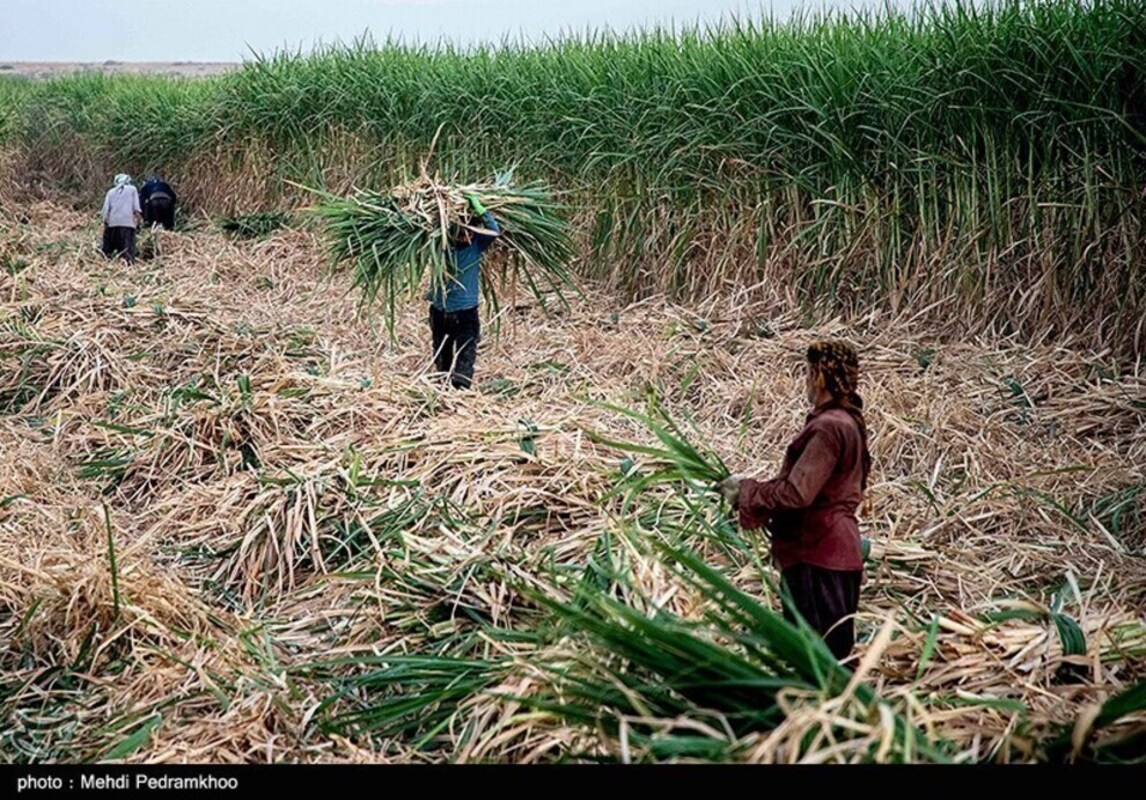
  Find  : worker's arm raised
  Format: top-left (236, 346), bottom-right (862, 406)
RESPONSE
top-left (467, 194), bottom-right (501, 251)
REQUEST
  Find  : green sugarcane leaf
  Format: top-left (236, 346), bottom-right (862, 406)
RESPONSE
top-left (1096, 680), bottom-right (1146, 729)
top-left (1053, 613), bottom-right (1087, 657)
top-left (101, 714), bottom-right (162, 761)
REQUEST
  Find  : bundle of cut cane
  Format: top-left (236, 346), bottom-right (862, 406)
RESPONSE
top-left (582, 396), bottom-right (732, 508)
top-left (309, 166), bottom-right (577, 329)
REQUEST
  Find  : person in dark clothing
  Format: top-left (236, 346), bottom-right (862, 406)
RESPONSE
top-left (427, 193), bottom-right (501, 389)
top-left (139, 175), bottom-right (177, 230)
top-left (719, 341), bottom-right (873, 663)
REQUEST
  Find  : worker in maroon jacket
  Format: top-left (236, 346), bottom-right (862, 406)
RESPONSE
top-left (719, 341), bottom-right (872, 662)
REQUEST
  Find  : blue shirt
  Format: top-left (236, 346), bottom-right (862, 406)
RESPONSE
top-left (429, 212), bottom-right (500, 312)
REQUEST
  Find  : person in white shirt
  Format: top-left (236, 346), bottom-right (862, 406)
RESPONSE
top-left (101, 174), bottom-right (142, 263)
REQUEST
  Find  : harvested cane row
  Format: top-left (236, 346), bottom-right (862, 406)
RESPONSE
top-left (0, 201), bottom-right (1142, 763)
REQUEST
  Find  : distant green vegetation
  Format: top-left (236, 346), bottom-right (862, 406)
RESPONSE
top-left (1, 0), bottom-right (1144, 350)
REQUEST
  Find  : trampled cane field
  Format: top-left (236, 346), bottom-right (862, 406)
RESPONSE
top-left (0, 0), bottom-right (1143, 764)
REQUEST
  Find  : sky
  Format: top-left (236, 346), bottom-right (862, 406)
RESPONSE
top-left (0, 0), bottom-right (915, 62)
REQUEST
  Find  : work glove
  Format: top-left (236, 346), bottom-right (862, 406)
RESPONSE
top-left (717, 475), bottom-right (743, 507)
top-left (466, 193), bottom-right (487, 217)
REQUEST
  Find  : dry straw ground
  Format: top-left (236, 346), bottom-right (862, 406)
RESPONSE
top-left (0, 201), bottom-right (1142, 763)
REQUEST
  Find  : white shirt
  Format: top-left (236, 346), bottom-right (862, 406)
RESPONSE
top-left (102, 186), bottom-right (141, 228)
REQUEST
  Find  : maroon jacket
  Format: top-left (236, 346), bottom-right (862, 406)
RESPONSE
top-left (737, 405), bottom-right (868, 572)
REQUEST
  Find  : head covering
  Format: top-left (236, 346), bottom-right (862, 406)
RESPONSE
top-left (113, 173), bottom-right (132, 192)
top-left (806, 340), bottom-right (860, 401)
top-left (807, 339), bottom-right (872, 492)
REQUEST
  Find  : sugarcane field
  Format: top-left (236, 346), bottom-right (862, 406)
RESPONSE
top-left (0, 0), bottom-right (1143, 766)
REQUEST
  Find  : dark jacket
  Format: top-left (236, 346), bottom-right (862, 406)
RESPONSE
top-left (737, 405), bottom-right (868, 572)
top-left (139, 178), bottom-right (176, 206)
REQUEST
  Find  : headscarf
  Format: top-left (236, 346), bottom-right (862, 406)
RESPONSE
top-left (807, 340), bottom-right (872, 492)
top-left (807, 340), bottom-right (860, 399)
top-left (113, 174), bottom-right (132, 192)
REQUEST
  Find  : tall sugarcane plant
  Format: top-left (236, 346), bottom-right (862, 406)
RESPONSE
top-left (307, 165), bottom-right (578, 333)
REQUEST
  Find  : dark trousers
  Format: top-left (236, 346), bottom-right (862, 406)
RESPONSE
top-left (429, 305), bottom-right (480, 389)
top-left (143, 196), bottom-right (175, 229)
top-left (101, 226), bottom-right (136, 263)
top-left (780, 564), bottom-right (862, 662)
